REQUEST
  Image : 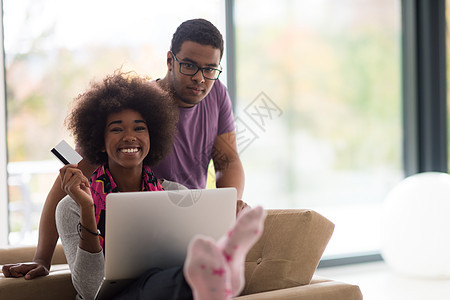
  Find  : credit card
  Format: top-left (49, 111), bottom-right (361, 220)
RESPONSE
top-left (51, 140), bottom-right (83, 165)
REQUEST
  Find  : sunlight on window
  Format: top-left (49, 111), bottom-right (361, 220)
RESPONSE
top-left (234, 0), bottom-right (402, 257)
top-left (3, 0), bottom-right (225, 245)
top-left (4, 0), bottom-right (404, 260)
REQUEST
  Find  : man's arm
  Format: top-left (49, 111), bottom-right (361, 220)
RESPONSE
top-left (212, 131), bottom-right (246, 214)
top-left (2, 159), bottom-right (96, 279)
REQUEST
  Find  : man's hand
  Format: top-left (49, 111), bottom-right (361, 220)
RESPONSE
top-left (236, 199), bottom-right (249, 217)
top-left (2, 262), bottom-right (49, 280)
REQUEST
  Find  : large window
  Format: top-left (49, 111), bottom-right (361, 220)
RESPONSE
top-left (2, 0), bottom-right (433, 263)
top-left (3, 0), bottom-right (226, 245)
top-left (234, 0), bottom-right (402, 257)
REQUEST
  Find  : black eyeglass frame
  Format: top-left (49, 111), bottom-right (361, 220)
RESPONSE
top-left (170, 51), bottom-right (222, 80)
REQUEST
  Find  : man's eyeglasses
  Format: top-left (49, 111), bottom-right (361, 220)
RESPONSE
top-left (171, 51), bottom-right (222, 80)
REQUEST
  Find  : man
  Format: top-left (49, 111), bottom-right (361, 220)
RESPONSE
top-left (2, 18), bottom-right (246, 280)
top-left (154, 18), bottom-right (245, 199)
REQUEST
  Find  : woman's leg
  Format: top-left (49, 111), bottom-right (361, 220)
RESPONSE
top-left (185, 206), bottom-right (266, 299)
top-left (218, 206), bottom-right (266, 296)
top-left (113, 266), bottom-right (193, 300)
top-left (184, 237), bottom-right (232, 300)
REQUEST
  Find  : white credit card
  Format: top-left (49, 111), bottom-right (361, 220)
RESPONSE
top-left (51, 140), bottom-right (83, 165)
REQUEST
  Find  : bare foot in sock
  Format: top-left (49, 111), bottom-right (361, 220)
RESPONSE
top-left (184, 236), bottom-right (232, 300)
top-left (218, 206), bottom-right (266, 296)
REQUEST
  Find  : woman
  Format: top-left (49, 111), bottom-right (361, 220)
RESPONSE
top-left (55, 71), bottom-right (265, 300)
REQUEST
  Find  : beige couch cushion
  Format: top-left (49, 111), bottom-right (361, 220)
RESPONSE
top-left (235, 276), bottom-right (362, 300)
top-left (242, 209), bottom-right (334, 295)
top-left (0, 264), bottom-right (75, 300)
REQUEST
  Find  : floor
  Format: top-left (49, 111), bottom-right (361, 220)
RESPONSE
top-left (315, 261), bottom-right (450, 300)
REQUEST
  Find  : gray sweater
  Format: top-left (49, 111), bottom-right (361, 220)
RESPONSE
top-left (55, 179), bottom-right (187, 300)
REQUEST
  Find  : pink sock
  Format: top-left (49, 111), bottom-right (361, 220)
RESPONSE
top-left (218, 206), bottom-right (266, 296)
top-left (184, 236), bottom-right (232, 300)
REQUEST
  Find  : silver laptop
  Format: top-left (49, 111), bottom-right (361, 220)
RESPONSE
top-left (95, 188), bottom-right (237, 300)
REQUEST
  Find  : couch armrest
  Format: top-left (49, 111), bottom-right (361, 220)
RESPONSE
top-left (0, 244), bottom-right (67, 265)
top-left (0, 264), bottom-right (76, 300)
top-left (233, 279), bottom-right (362, 300)
top-left (1, 244), bottom-right (74, 300)
top-left (243, 209), bottom-right (335, 295)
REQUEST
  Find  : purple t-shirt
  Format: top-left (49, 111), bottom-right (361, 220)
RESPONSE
top-left (152, 80), bottom-right (235, 189)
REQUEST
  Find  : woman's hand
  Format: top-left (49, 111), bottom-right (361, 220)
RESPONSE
top-left (59, 164), bottom-right (92, 208)
top-left (2, 261), bottom-right (49, 280)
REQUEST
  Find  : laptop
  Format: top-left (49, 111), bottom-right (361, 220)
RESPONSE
top-left (95, 187), bottom-right (237, 300)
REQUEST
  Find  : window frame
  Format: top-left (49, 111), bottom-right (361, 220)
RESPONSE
top-left (0, 0), bottom-right (9, 247)
top-left (402, 0), bottom-right (447, 176)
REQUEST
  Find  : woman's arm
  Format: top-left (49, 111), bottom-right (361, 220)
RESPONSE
top-left (1, 179), bottom-right (64, 279)
top-left (2, 159), bottom-right (97, 279)
top-left (33, 178), bottom-right (67, 271)
top-left (57, 164), bottom-right (104, 299)
top-left (36, 160), bottom-right (98, 266)
top-left (59, 164), bottom-right (102, 253)
top-left (56, 196), bottom-right (104, 300)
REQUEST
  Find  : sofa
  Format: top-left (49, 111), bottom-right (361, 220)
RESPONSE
top-left (0, 209), bottom-right (362, 299)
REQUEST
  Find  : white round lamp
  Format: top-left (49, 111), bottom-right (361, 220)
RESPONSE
top-left (381, 172), bottom-right (450, 278)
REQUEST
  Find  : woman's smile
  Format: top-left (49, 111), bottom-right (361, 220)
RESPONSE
top-left (119, 147), bottom-right (141, 154)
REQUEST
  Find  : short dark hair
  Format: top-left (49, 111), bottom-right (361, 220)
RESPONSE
top-left (170, 18), bottom-right (224, 59)
top-left (65, 71), bottom-right (178, 166)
